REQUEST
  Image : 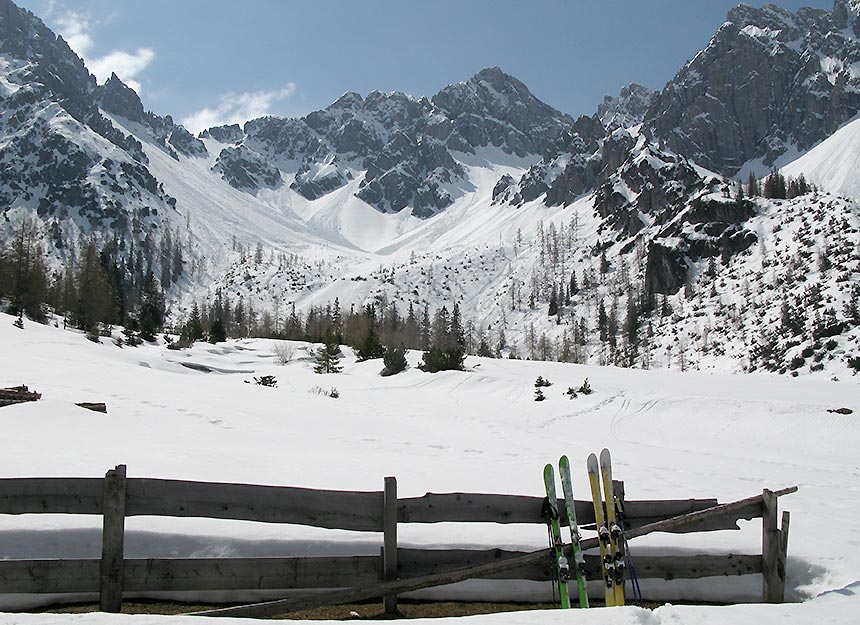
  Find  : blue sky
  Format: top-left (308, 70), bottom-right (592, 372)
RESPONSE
top-left (18, 0), bottom-right (835, 133)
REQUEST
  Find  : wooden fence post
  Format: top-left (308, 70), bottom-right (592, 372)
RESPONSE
top-left (100, 464), bottom-right (127, 613)
top-left (761, 488), bottom-right (786, 603)
top-left (383, 476), bottom-right (398, 614)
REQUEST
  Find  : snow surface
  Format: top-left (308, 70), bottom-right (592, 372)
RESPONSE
top-left (1, 312), bottom-right (859, 623)
top-left (782, 114), bottom-right (860, 201)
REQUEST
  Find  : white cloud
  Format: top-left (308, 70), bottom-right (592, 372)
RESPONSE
top-left (53, 10), bottom-right (155, 94)
top-left (55, 11), bottom-right (94, 57)
top-left (181, 84), bottom-right (297, 134)
top-left (88, 48), bottom-right (156, 90)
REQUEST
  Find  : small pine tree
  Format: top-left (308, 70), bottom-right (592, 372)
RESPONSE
top-left (534, 387), bottom-right (546, 402)
top-left (314, 338), bottom-right (343, 374)
top-left (747, 171), bottom-right (759, 197)
top-left (209, 318), bottom-right (227, 343)
top-left (356, 325), bottom-right (385, 361)
top-left (382, 344), bottom-right (408, 376)
top-left (578, 378), bottom-right (593, 395)
top-left (419, 346), bottom-right (465, 373)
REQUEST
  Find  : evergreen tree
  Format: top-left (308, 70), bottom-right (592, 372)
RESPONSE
top-left (420, 303), bottom-right (431, 350)
top-left (209, 318), bottom-right (227, 343)
top-left (356, 324), bottom-right (385, 361)
top-left (569, 270), bottom-right (579, 296)
top-left (548, 290), bottom-right (558, 317)
top-left (598, 300), bottom-right (608, 342)
top-left (138, 272), bottom-right (165, 341)
top-left (381, 344), bottom-right (408, 376)
top-left (747, 171), bottom-right (759, 197)
top-left (314, 336), bottom-right (343, 374)
top-left (623, 295), bottom-right (640, 364)
top-left (4, 218), bottom-right (49, 320)
top-left (74, 241), bottom-right (115, 331)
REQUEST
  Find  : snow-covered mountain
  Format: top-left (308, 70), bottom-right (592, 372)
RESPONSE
top-left (646, 0), bottom-right (860, 176)
top-left (0, 0), bottom-right (858, 378)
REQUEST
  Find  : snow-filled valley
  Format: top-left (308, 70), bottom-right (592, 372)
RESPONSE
top-left (2, 1), bottom-right (860, 623)
top-left (0, 312), bottom-right (858, 623)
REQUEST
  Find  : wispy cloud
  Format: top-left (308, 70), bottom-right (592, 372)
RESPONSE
top-left (181, 85), bottom-right (297, 134)
top-left (54, 10), bottom-right (154, 94)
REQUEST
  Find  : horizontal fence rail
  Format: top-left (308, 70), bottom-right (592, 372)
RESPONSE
top-left (0, 465), bottom-right (794, 614)
top-left (0, 477), bottom-right (743, 532)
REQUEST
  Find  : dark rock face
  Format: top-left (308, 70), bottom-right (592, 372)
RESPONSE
top-left (0, 0), bottom-right (174, 236)
top-left (243, 117), bottom-right (315, 161)
top-left (201, 67), bottom-right (572, 215)
top-left (357, 133), bottom-right (463, 216)
top-left (168, 126), bottom-right (207, 158)
top-left (644, 196), bottom-right (758, 295)
top-left (290, 142), bottom-right (351, 200)
top-left (644, 241), bottom-right (689, 296)
top-left (496, 115), bottom-right (605, 206)
top-left (431, 66), bottom-right (574, 157)
top-left (212, 145), bottom-right (282, 191)
top-left (201, 124), bottom-right (244, 144)
top-left (576, 132), bottom-right (759, 296)
top-left (97, 73), bottom-right (145, 123)
top-left (645, 1), bottom-right (860, 174)
top-left (95, 73), bottom-right (207, 159)
top-left (597, 83), bottom-right (658, 130)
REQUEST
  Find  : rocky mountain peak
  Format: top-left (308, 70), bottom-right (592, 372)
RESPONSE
top-left (430, 66), bottom-right (573, 158)
top-left (597, 83), bottom-right (658, 130)
top-left (96, 73), bottom-right (145, 123)
top-left (644, 0), bottom-right (860, 175)
top-left (432, 66), bottom-right (558, 123)
top-left (0, 0), bottom-right (95, 116)
top-left (330, 91), bottom-right (364, 109)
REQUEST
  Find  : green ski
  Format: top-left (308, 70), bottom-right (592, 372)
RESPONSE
top-left (542, 463), bottom-right (571, 609)
top-left (559, 455), bottom-right (589, 608)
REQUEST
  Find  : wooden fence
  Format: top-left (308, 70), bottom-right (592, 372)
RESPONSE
top-left (0, 465), bottom-right (794, 616)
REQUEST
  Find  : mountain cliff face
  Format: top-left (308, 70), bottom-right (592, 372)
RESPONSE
top-left (205, 67), bottom-right (574, 217)
top-left (0, 0), bottom-right (857, 377)
top-left (0, 0), bottom-right (175, 248)
top-left (597, 83), bottom-right (658, 131)
top-left (645, 0), bottom-right (860, 175)
top-left (494, 1), bottom-right (860, 300)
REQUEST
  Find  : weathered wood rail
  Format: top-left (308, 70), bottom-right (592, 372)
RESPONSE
top-left (0, 385), bottom-right (41, 408)
top-left (0, 465), bottom-right (794, 615)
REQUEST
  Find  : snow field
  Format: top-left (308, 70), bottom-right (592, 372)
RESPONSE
top-left (0, 312), bottom-right (858, 624)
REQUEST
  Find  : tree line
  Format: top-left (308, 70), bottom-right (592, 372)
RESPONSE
top-left (0, 218), bottom-right (183, 340)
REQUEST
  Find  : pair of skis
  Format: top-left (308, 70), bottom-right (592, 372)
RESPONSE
top-left (542, 456), bottom-right (588, 609)
top-left (587, 448), bottom-right (626, 607)
top-left (542, 449), bottom-right (627, 609)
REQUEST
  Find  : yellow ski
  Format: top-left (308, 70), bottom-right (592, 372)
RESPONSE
top-left (599, 448), bottom-right (626, 606)
top-left (587, 452), bottom-right (614, 606)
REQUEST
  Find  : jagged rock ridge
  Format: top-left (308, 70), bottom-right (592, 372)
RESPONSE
top-left (204, 67), bottom-right (574, 217)
top-left (0, 0), bottom-right (176, 245)
top-left (645, 0), bottom-right (860, 175)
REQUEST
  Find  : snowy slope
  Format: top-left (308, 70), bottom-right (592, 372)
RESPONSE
top-left (782, 115), bottom-right (860, 201)
top-left (1, 312), bottom-right (859, 620)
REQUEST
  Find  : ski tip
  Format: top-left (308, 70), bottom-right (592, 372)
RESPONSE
top-left (544, 463), bottom-right (554, 477)
top-left (599, 448), bottom-right (611, 467)
top-left (559, 454), bottom-right (569, 468)
top-left (586, 453), bottom-right (598, 473)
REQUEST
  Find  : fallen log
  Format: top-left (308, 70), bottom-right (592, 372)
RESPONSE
top-left (0, 386), bottom-right (41, 407)
top-left (187, 486), bottom-right (797, 618)
top-left (76, 402), bottom-right (107, 413)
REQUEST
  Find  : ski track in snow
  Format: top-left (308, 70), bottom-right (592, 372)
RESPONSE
top-left (0, 308), bottom-right (859, 623)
